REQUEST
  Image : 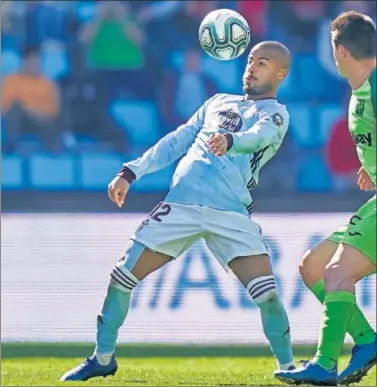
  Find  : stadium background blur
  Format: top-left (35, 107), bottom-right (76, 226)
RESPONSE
top-left (1, 0), bottom-right (376, 369)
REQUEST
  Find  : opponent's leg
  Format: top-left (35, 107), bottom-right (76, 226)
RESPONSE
top-left (300, 240), bottom-right (375, 347)
top-left (314, 244), bottom-right (375, 370)
top-left (275, 243), bottom-right (375, 386)
top-left (60, 241), bottom-right (172, 381)
top-left (229, 254), bottom-right (295, 371)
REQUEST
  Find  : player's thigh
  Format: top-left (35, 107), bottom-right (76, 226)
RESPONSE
top-left (121, 240), bottom-right (172, 281)
top-left (203, 208), bottom-right (269, 271)
top-left (340, 195), bottom-right (376, 271)
top-left (229, 253), bottom-right (273, 287)
top-left (299, 239), bottom-right (339, 288)
top-left (110, 239), bottom-right (172, 291)
top-left (324, 243), bottom-right (376, 292)
top-left (133, 201), bottom-right (203, 259)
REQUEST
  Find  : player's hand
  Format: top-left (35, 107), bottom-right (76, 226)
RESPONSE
top-left (208, 133), bottom-right (228, 156)
top-left (108, 175), bottom-right (130, 208)
top-left (357, 167), bottom-right (375, 191)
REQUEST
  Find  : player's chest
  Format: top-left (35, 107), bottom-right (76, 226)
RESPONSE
top-left (348, 96), bottom-right (375, 148)
top-left (205, 102), bottom-right (258, 133)
top-left (348, 96), bottom-right (375, 131)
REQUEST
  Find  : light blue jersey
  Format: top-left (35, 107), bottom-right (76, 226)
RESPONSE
top-left (124, 94), bottom-right (289, 216)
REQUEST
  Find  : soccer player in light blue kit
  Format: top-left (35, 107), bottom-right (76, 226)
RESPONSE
top-left (61, 41), bottom-right (295, 382)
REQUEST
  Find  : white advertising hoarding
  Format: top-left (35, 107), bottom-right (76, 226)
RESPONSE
top-left (1, 213), bottom-right (375, 344)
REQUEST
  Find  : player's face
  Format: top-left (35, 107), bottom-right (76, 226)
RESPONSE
top-left (242, 51), bottom-right (283, 96)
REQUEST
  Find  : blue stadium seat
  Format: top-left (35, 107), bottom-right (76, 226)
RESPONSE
top-left (1, 32), bottom-right (19, 51)
top-left (296, 55), bottom-right (326, 100)
top-left (29, 154), bottom-right (74, 189)
top-left (80, 153), bottom-right (124, 189)
top-left (288, 104), bottom-right (343, 149)
top-left (286, 104), bottom-right (313, 147)
top-left (110, 100), bottom-right (160, 148)
top-left (297, 154), bottom-right (333, 192)
top-left (1, 49), bottom-right (21, 77)
top-left (2, 156), bottom-right (23, 188)
top-left (75, 1), bottom-right (97, 23)
top-left (41, 42), bottom-right (69, 79)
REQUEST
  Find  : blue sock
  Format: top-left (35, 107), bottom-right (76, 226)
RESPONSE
top-left (247, 275), bottom-right (294, 368)
top-left (95, 264), bottom-right (139, 356)
top-left (95, 284), bottom-right (131, 354)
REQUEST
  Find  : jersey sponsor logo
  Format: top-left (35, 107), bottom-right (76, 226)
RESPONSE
top-left (352, 132), bottom-right (372, 147)
top-left (218, 109), bottom-right (243, 132)
top-left (355, 99), bottom-right (365, 116)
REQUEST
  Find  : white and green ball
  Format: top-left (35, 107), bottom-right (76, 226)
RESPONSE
top-left (199, 9), bottom-right (251, 61)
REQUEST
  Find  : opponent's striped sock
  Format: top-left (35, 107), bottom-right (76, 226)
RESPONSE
top-left (94, 265), bottom-right (139, 364)
top-left (311, 279), bottom-right (376, 345)
top-left (247, 275), bottom-right (294, 369)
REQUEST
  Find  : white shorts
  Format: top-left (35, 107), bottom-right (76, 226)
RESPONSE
top-left (132, 202), bottom-right (269, 269)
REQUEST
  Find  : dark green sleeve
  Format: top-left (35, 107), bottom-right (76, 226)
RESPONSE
top-left (369, 67), bottom-right (376, 118)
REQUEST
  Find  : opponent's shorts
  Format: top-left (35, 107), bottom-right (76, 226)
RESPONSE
top-left (131, 202), bottom-right (269, 270)
top-left (327, 195), bottom-right (376, 270)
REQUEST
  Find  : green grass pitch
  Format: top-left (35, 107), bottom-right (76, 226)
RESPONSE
top-left (1, 345), bottom-right (376, 386)
top-left (2, 357), bottom-right (376, 386)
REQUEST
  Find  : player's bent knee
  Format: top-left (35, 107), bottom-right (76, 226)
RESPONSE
top-left (109, 240), bottom-right (146, 292)
top-left (110, 263), bottom-right (139, 293)
top-left (299, 249), bottom-right (312, 276)
top-left (323, 263), bottom-right (353, 291)
top-left (299, 241), bottom-right (337, 287)
top-left (299, 249), bottom-right (320, 286)
top-left (246, 275), bottom-right (278, 305)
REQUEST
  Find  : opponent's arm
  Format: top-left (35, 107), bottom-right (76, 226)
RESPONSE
top-left (208, 108), bottom-right (289, 156)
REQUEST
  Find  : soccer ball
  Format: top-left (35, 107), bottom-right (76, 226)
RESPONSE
top-left (199, 9), bottom-right (251, 61)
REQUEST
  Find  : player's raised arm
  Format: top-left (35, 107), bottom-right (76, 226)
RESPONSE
top-left (226, 107), bottom-right (289, 154)
top-left (119, 99), bottom-right (212, 181)
top-left (208, 107), bottom-right (289, 156)
top-left (108, 96), bottom-right (214, 207)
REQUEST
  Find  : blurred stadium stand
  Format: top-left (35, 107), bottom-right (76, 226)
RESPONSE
top-left (1, 0), bottom-right (376, 212)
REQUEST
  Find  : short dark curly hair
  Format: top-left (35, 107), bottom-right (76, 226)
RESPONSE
top-left (330, 11), bottom-right (376, 59)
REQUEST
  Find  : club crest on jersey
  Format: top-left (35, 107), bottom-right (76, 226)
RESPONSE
top-left (355, 99), bottom-right (365, 116)
top-left (218, 109), bottom-right (242, 132)
top-left (272, 112), bottom-right (284, 127)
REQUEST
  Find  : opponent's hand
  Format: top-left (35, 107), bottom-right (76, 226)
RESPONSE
top-left (357, 167), bottom-right (375, 191)
top-left (108, 175), bottom-right (130, 208)
top-left (208, 133), bottom-right (228, 156)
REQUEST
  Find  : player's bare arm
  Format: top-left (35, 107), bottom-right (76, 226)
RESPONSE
top-left (108, 175), bottom-right (130, 208)
top-left (357, 167), bottom-right (375, 191)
